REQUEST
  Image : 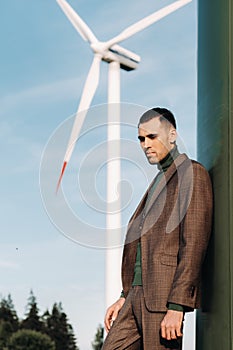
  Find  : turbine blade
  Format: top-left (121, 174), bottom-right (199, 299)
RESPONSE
top-left (57, 54), bottom-right (102, 191)
top-left (56, 0), bottom-right (98, 44)
top-left (105, 0), bottom-right (192, 48)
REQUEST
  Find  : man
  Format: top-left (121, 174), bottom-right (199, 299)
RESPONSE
top-left (102, 108), bottom-right (213, 350)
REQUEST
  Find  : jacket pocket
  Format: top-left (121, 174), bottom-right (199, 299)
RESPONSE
top-left (160, 254), bottom-right (177, 266)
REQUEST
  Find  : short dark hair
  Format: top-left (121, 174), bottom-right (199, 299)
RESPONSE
top-left (138, 107), bottom-right (177, 129)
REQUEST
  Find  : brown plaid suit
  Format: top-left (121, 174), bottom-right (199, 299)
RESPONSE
top-left (103, 154), bottom-right (213, 349)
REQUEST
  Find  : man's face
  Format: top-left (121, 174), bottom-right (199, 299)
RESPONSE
top-left (138, 117), bottom-right (176, 164)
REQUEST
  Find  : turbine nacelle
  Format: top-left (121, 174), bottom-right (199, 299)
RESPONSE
top-left (91, 42), bottom-right (140, 71)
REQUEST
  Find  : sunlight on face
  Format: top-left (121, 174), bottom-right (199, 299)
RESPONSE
top-left (138, 117), bottom-right (177, 164)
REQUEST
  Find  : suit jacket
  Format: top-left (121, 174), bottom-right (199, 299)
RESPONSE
top-left (121, 153), bottom-right (213, 312)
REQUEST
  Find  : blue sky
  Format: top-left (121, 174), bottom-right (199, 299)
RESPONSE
top-left (1, 0), bottom-right (197, 349)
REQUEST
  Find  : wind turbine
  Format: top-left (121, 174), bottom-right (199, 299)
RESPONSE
top-left (56, 0), bottom-right (192, 307)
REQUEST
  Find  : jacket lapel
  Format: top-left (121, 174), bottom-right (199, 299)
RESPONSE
top-left (144, 153), bottom-right (188, 216)
top-left (127, 171), bottom-right (160, 229)
top-left (127, 189), bottom-right (148, 225)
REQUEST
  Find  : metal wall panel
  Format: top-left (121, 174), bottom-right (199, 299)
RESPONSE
top-left (197, 0), bottom-right (233, 349)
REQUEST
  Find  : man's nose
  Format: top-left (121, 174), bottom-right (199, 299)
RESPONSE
top-left (144, 137), bottom-right (152, 148)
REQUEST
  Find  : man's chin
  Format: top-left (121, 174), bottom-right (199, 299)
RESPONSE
top-left (146, 156), bottom-right (158, 165)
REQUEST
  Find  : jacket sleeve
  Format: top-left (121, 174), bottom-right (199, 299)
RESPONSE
top-left (167, 162), bottom-right (213, 308)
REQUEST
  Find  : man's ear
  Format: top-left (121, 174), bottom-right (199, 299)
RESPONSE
top-left (169, 128), bottom-right (177, 144)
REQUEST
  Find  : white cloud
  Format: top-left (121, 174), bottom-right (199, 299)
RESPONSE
top-left (0, 76), bottom-right (84, 114)
top-left (0, 260), bottom-right (20, 270)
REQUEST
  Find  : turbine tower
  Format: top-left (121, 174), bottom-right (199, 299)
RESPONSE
top-left (56, 0), bottom-right (192, 307)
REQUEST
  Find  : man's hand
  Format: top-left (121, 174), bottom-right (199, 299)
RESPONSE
top-left (104, 297), bottom-right (125, 333)
top-left (160, 310), bottom-right (183, 340)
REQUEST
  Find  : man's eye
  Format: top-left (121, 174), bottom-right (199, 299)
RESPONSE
top-left (148, 134), bottom-right (157, 139)
top-left (138, 136), bottom-right (145, 142)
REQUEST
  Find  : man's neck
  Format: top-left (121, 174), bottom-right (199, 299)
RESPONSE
top-left (157, 145), bottom-right (179, 172)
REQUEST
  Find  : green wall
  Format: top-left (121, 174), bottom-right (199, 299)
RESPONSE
top-left (197, 0), bottom-right (233, 349)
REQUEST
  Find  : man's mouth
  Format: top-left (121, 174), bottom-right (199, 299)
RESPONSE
top-left (146, 152), bottom-right (156, 156)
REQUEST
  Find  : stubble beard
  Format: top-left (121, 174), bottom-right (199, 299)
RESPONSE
top-left (145, 154), bottom-right (159, 165)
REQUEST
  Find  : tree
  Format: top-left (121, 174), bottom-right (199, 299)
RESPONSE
top-left (0, 294), bottom-right (19, 348)
top-left (8, 329), bottom-right (55, 350)
top-left (92, 324), bottom-right (104, 350)
top-left (0, 294), bottom-right (18, 331)
top-left (44, 303), bottom-right (78, 350)
top-left (0, 320), bottom-right (14, 349)
top-left (21, 290), bottom-right (44, 332)
top-left (0, 293), bottom-right (79, 350)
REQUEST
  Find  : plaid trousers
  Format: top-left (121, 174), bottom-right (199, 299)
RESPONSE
top-left (102, 286), bottom-right (183, 350)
